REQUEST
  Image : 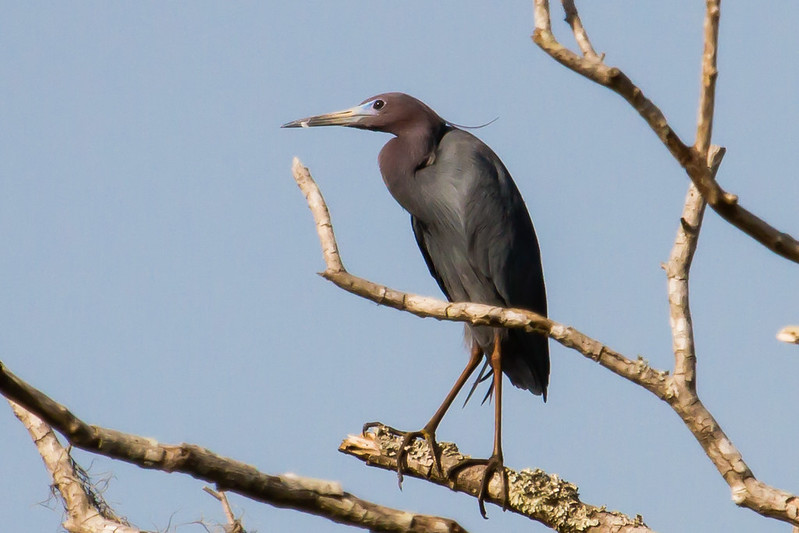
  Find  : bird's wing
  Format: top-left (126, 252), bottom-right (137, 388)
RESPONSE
top-left (461, 143), bottom-right (550, 397)
top-left (412, 128), bottom-right (549, 396)
top-left (411, 215), bottom-right (454, 302)
top-left (463, 147), bottom-right (547, 315)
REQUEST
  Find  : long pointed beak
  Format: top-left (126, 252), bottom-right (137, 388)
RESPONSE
top-left (281, 102), bottom-right (377, 129)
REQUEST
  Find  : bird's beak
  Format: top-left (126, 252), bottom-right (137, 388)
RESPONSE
top-left (281, 102), bottom-right (377, 129)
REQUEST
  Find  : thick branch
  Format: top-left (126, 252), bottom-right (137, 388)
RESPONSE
top-left (0, 364), bottom-right (467, 533)
top-left (341, 425), bottom-right (653, 533)
top-left (10, 400), bottom-right (144, 533)
top-left (667, 396), bottom-right (799, 524)
top-left (531, 0), bottom-right (799, 264)
top-left (291, 158), bottom-right (799, 527)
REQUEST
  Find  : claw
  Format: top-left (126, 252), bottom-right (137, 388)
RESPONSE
top-left (363, 421), bottom-right (405, 436)
top-left (447, 454), bottom-right (508, 518)
top-left (361, 423), bottom-right (443, 487)
top-left (396, 428), bottom-right (444, 483)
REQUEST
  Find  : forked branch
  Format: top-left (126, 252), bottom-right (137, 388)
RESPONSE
top-left (293, 158), bottom-right (670, 398)
top-left (10, 400), bottom-right (144, 533)
top-left (532, 0), bottom-right (799, 263)
top-left (0, 364), bottom-right (467, 533)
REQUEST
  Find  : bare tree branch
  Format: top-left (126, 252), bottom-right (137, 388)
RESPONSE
top-left (666, 183), bottom-right (704, 394)
top-left (561, 0), bottom-right (600, 60)
top-left (9, 400), bottom-right (144, 533)
top-left (664, 5), bottom-right (799, 523)
top-left (0, 364), bottom-right (468, 533)
top-left (695, 0), bottom-right (721, 156)
top-left (341, 425), bottom-right (653, 533)
top-left (290, 157), bottom-right (799, 527)
top-left (660, 148), bottom-right (796, 522)
top-left (203, 487), bottom-right (246, 533)
top-left (777, 326), bottom-right (799, 344)
top-left (528, 1), bottom-right (799, 526)
top-left (531, 0), bottom-right (799, 264)
top-left (292, 157), bottom-right (670, 398)
top-left (666, 147), bottom-right (725, 392)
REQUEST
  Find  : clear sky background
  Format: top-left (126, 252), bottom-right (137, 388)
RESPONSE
top-left (2, 3), bottom-right (797, 532)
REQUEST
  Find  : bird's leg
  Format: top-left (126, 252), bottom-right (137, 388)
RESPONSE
top-left (363, 341), bottom-right (483, 487)
top-left (447, 330), bottom-right (509, 518)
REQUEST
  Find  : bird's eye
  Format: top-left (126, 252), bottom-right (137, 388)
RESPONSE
top-left (372, 99), bottom-right (385, 110)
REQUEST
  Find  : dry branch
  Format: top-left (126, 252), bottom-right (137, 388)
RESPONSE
top-left (695, 0), bottom-right (721, 156)
top-left (663, 166), bottom-right (796, 521)
top-left (561, 0), bottom-right (600, 60)
top-left (10, 400), bottom-right (144, 533)
top-left (0, 363), bottom-right (467, 533)
top-left (666, 147), bottom-right (725, 392)
top-left (292, 157), bottom-right (670, 398)
top-left (341, 425), bottom-right (653, 533)
top-left (290, 158), bottom-right (799, 527)
top-left (777, 326), bottom-right (799, 345)
top-left (532, 0), bottom-right (799, 264)
top-left (532, 1), bottom-right (799, 526)
top-left (203, 487), bottom-right (246, 533)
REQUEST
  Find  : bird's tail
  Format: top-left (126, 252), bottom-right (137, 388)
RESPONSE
top-left (462, 326), bottom-right (550, 405)
top-left (462, 360), bottom-right (494, 407)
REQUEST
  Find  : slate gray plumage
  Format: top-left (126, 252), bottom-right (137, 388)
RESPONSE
top-left (283, 92), bottom-right (548, 516)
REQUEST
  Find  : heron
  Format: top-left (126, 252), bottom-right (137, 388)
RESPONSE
top-left (282, 93), bottom-right (548, 517)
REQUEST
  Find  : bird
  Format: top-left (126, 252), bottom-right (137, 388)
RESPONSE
top-left (282, 93), bottom-right (548, 517)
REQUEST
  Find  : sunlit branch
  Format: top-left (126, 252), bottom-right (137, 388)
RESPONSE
top-left (531, 0), bottom-right (799, 264)
top-left (666, 146), bottom-right (725, 391)
top-left (292, 158), bottom-right (669, 398)
top-left (341, 426), bottom-right (653, 533)
top-left (562, 0), bottom-right (600, 60)
top-left (10, 401), bottom-right (144, 533)
top-left (695, 0), bottom-right (721, 155)
top-left (0, 364), bottom-right (467, 533)
top-left (776, 326), bottom-right (799, 345)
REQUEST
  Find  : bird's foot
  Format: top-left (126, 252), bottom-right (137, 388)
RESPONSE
top-left (447, 453), bottom-right (508, 519)
top-left (362, 422), bottom-right (443, 488)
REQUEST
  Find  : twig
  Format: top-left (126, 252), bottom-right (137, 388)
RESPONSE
top-left (666, 146), bottom-right (725, 392)
top-left (9, 400), bottom-right (144, 533)
top-left (290, 158), bottom-right (799, 527)
top-left (561, 0), bottom-right (600, 60)
top-left (341, 425), bottom-right (653, 533)
top-left (661, 147), bottom-right (788, 521)
top-left (0, 364), bottom-right (468, 533)
top-left (695, 0), bottom-right (721, 155)
top-left (531, 0), bottom-right (799, 264)
top-left (204, 487), bottom-right (245, 533)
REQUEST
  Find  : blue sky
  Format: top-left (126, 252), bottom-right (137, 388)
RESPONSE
top-left (2, 3), bottom-right (797, 532)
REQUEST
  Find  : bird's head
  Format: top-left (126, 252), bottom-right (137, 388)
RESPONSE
top-left (282, 92), bottom-right (444, 136)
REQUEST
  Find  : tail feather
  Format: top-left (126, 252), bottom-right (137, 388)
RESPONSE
top-left (464, 326), bottom-right (550, 405)
top-left (463, 360), bottom-right (493, 407)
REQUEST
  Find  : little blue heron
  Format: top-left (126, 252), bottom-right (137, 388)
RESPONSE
top-left (283, 93), bottom-right (548, 517)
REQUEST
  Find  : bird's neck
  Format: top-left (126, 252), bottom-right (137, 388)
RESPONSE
top-left (378, 125), bottom-right (442, 216)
